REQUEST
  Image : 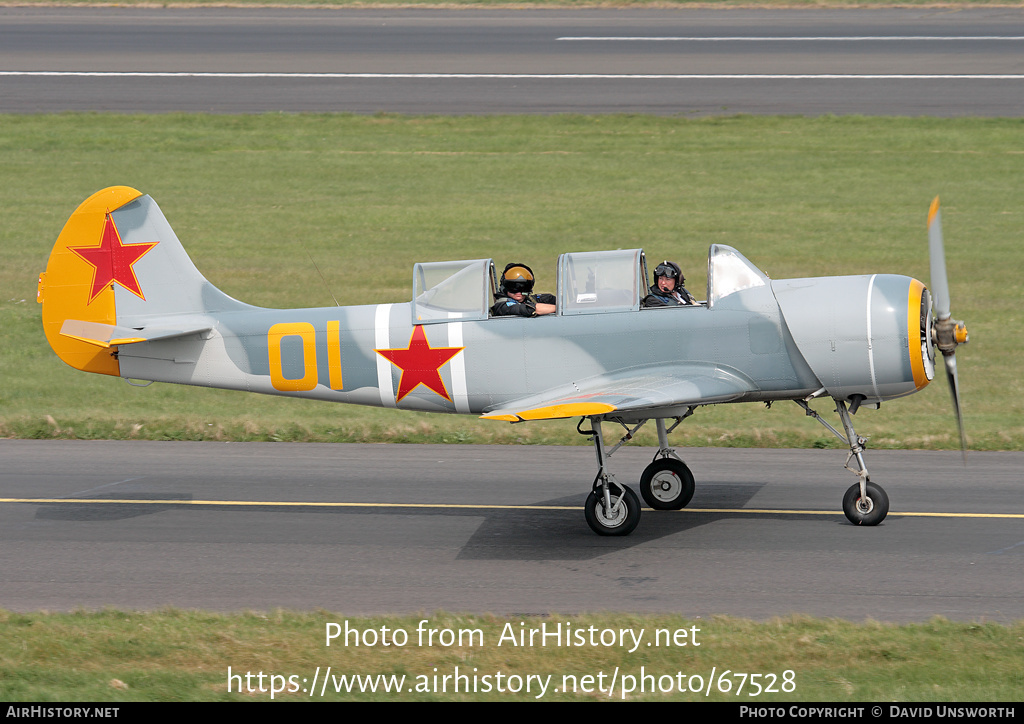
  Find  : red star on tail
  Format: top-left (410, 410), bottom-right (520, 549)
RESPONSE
top-left (375, 326), bottom-right (464, 402)
top-left (69, 214), bottom-right (158, 304)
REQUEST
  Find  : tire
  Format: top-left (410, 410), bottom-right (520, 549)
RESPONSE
top-left (639, 458), bottom-right (695, 510)
top-left (842, 481), bottom-right (889, 526)
top-left (585, 483), bottom-right (641, 536)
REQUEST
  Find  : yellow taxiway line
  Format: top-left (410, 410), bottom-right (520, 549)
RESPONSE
top-left (2, 498), bottom-right (1023, 519)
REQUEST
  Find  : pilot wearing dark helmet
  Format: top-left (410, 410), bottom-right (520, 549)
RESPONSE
top-left (642, 260), bottom-right (697, 307)
top-left (491, 262), bottom-right (556, 317)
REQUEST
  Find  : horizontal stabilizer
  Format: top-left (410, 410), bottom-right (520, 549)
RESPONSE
top-left (60, 320), bottom-right (211, 349)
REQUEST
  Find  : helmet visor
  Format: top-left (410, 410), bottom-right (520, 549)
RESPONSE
top-left (654, 263), bottom-right (679, 279)
top-left (504, 278), bottom-right (534, 294)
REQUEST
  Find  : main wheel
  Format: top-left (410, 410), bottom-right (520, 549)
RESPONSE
top-left (585, 483), bottom-right (641, 536)
top-left (842, 481), bottom-right (889, 526)
top-left (639, 458), bottom-right (695, 510)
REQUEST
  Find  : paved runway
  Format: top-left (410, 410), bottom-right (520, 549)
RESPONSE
top-left (2, 440), bottom-right (1021, 621)
top-left (2, 7), bottom-right (1023, 114)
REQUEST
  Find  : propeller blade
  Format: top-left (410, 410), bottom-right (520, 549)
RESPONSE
top-left (944, 353), bottom-right (968, 463)
top-left (928, 196), bottom-right (951, 320)
top-left (929, 197), bottom-right (968, 462)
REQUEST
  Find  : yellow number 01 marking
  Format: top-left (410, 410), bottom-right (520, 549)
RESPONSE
top-left (267, 322), bottom-right (343, 392)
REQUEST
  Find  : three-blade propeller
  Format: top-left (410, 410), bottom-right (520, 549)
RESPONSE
top-left (927, 197), bottom-right (970, 460)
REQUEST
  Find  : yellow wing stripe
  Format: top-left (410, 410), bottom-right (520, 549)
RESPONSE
top-left (482, 402), bottom-right (617, 422)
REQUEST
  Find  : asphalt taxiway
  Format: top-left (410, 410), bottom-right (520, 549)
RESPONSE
top-left (2, 440), bottom-right (1021, 621)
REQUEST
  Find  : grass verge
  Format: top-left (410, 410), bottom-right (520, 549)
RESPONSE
top-left (6, 1), bottom-right (1024, 8)
top-left (4, 114), bottom-right (1022, 449)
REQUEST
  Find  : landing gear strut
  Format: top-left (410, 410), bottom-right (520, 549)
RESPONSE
top-left (797, 396), bottom-right (890, 526)
top-left (579, 412), bottom-right (695, 536)
top-left (580, 417), bottom-right (641, 536)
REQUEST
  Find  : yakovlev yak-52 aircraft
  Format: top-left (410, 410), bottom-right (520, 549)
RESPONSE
top-left (39, 187), bottom-right (970, 536)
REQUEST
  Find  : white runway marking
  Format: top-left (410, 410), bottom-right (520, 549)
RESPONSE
top-left (557, 36), bottom-right (1024, 42)
top-left (64, 477), bottom-right (146, 498)
top-left (4, 71), bottom-right (1024, 80)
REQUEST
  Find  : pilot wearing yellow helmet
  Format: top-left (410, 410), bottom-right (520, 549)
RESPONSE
top-left (491, 262), bottom-right (556, 317)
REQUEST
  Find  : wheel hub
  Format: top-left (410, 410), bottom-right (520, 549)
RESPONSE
top-left (598, 503), bottom-right (622, 528)
top-left (597, 498), bottom-right (627, 527)
top-left (651, 472), bottom-right (680, 502)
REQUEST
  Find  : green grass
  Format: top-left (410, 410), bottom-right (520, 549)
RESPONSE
top-left (8, 0), bottom-right (1023, 6)
top-left (2, 610), bottom-right (1021, 701)
top-left (3, 113), bottom-right (1022, 449)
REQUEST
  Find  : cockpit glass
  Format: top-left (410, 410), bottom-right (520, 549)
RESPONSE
top-left (558, 249), bottom-right (642, 315)
top-left (707, 245), bottom-right (768, 307)
top-left (412, 259), bottom-right (492, 324)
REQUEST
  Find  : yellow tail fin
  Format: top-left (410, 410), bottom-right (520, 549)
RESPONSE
top-left (38, 186), bottom-right (144, 376)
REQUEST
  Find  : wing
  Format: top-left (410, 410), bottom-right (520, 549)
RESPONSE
top-left (481, 364), bottom-right (757, 422)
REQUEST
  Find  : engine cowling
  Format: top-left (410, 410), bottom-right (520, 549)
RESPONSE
top-left (772, 274), bottom-right (935, 404)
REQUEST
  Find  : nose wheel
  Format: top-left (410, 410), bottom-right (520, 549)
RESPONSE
top-left (798, 397), bottom-right (891, 527)
top-left (842, 481), bottom-right (889, 526)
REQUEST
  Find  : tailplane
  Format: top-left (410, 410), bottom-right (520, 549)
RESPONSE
top-left (38, 186), bottom-right (248, 375)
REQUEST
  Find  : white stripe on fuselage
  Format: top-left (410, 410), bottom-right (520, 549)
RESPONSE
top-left (374, 304), bottom-right (396, 407)
top-left (447, 318), bottom-right (469, 414)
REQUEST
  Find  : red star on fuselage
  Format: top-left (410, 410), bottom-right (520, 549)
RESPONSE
top-left (69, 214), bottom-right (158, 304)
top-left (375, 326), bottom-right (464, 402)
